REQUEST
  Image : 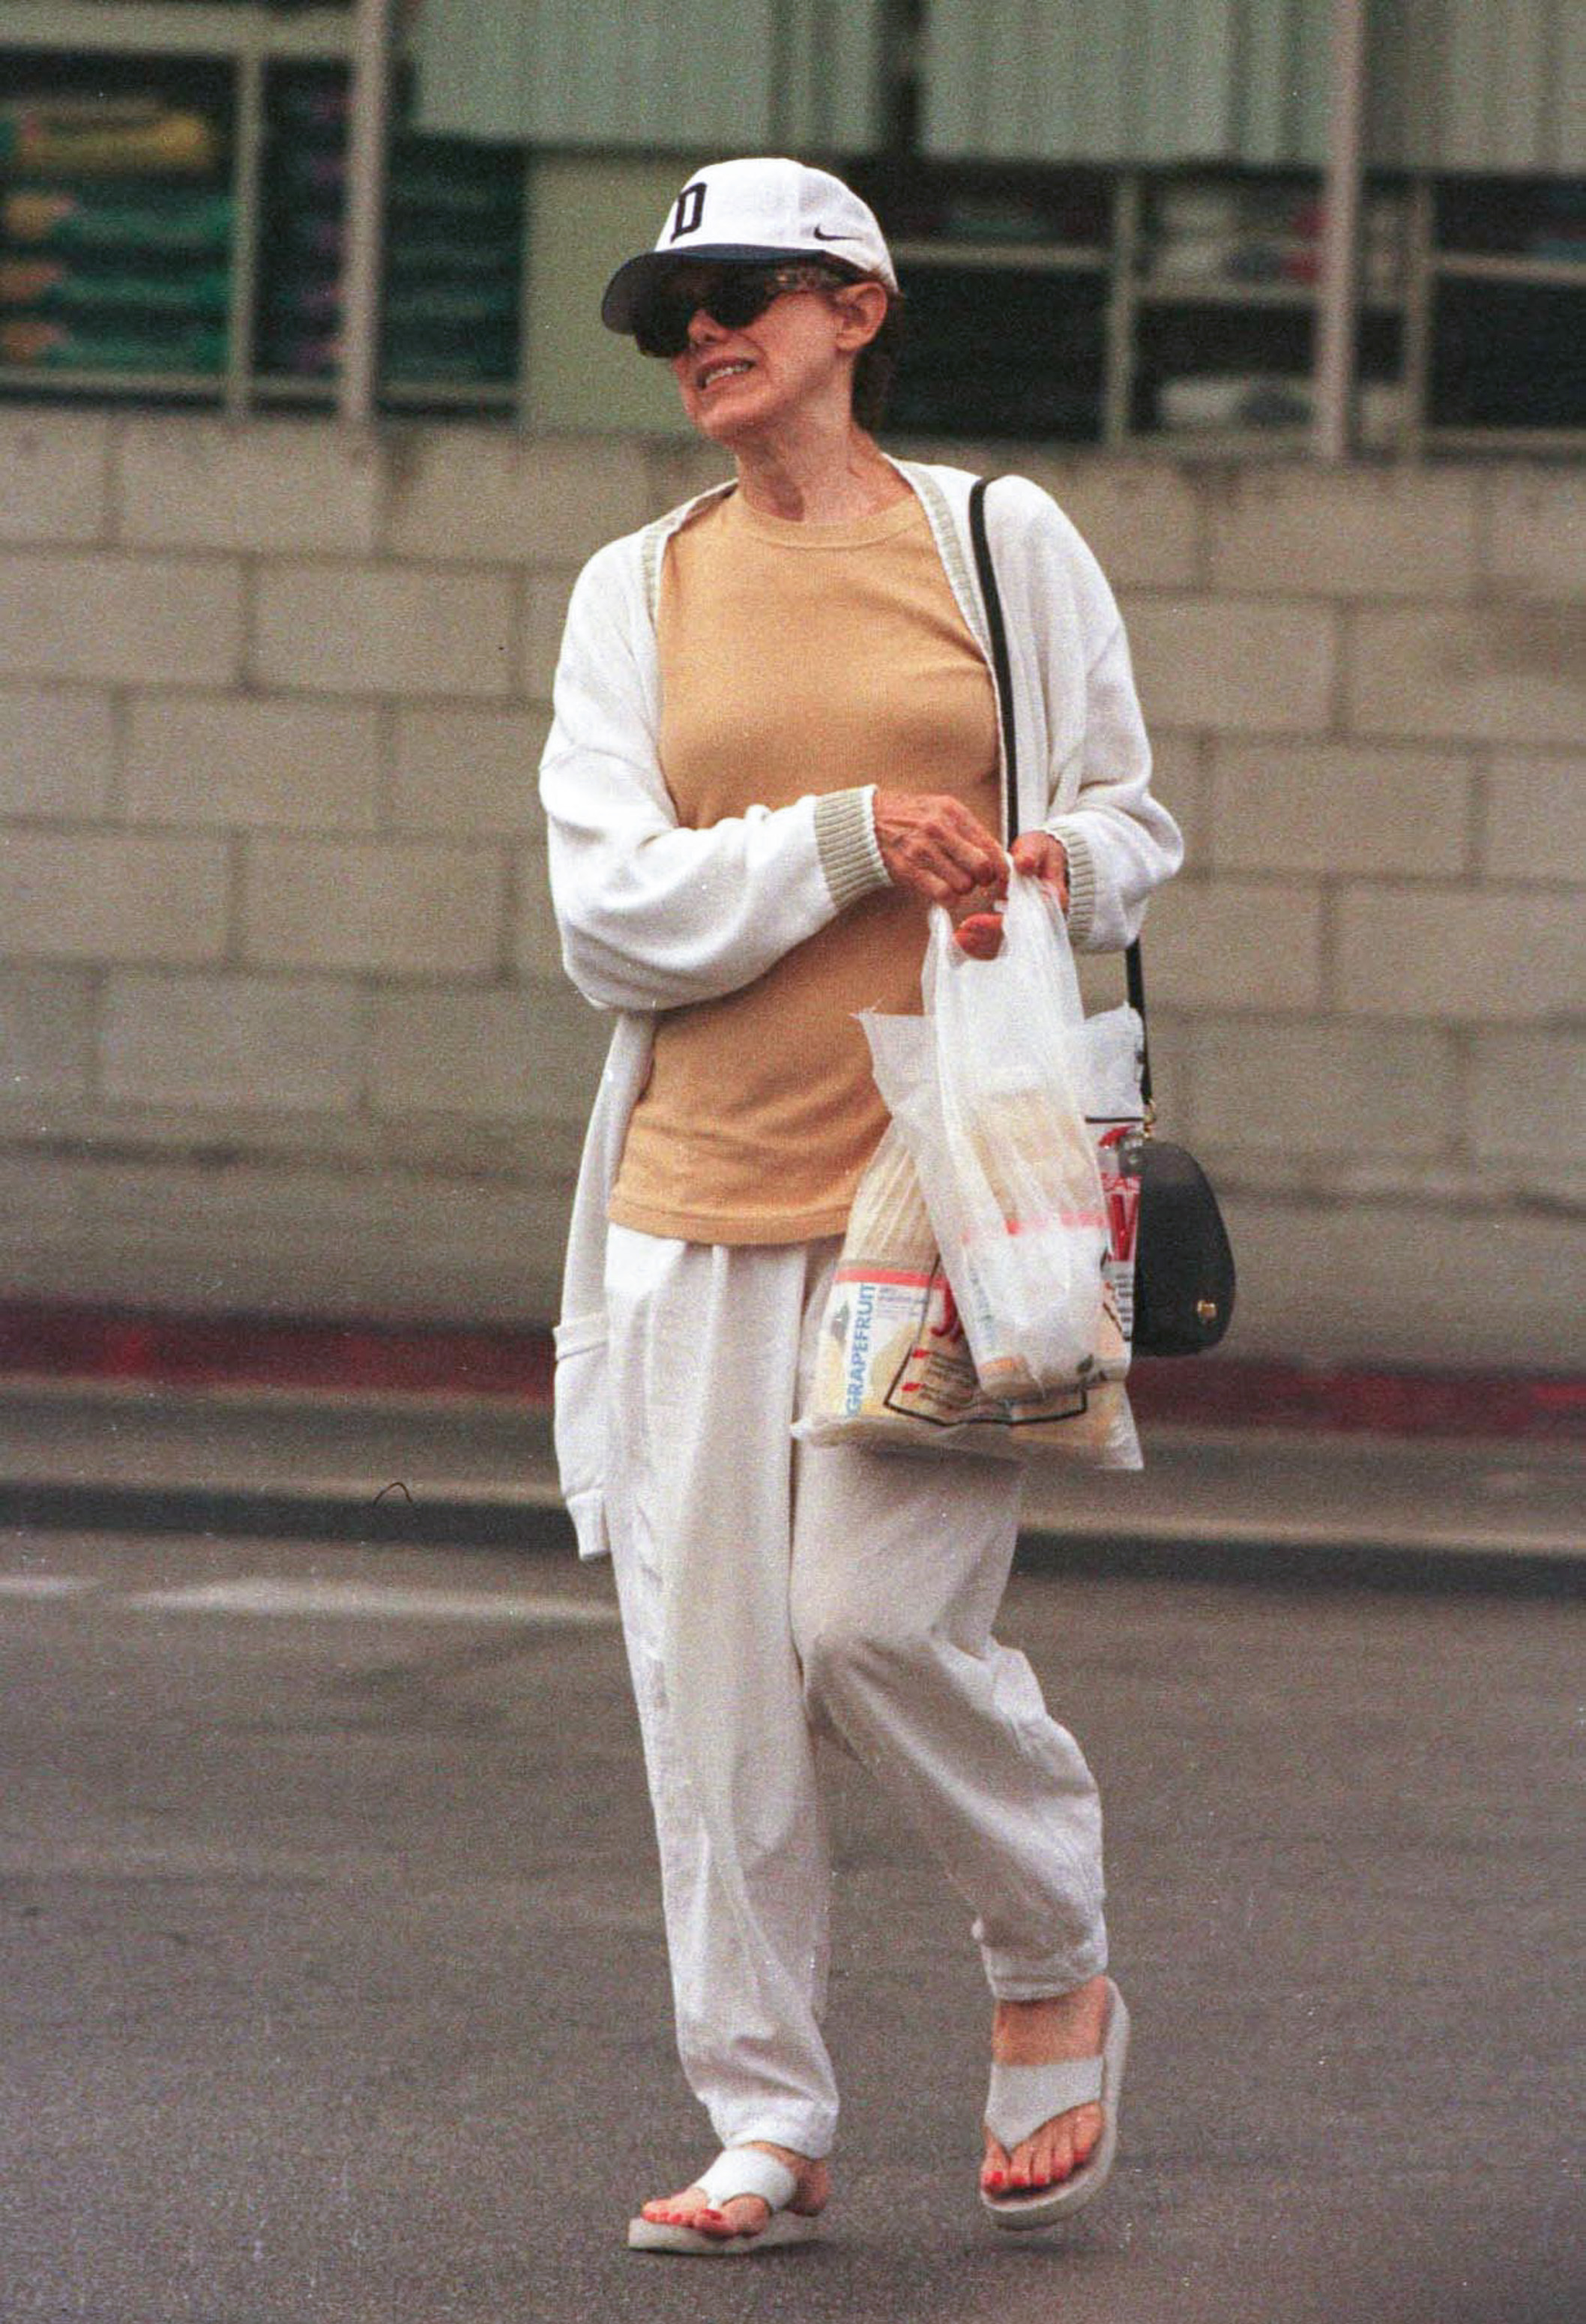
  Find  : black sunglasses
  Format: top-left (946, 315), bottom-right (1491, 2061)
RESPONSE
top-left (633, 261), bottom-right (851, 358)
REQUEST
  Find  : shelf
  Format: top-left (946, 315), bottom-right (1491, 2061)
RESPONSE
top-left (250, 371), bottom-right (337, 402)
top-left (250, 374), bottom-right (515, 413)
top-left (1, 4), bottom-right (352, 61)
top-left (380, 379), bottom-right (516, 409)
top-left (1127, 427), bottom-right (1313, 458)
top-left (1136, 276), bottom-right (1403, 312)
top-left (0, 363), bottom-right (223, 397)
top-left (1433, 253), bottom-right (1586, 289)
top-left (892, 238), bottom-right (1109, 276)
top-left (1423, 425), bottom-right (1586, 455)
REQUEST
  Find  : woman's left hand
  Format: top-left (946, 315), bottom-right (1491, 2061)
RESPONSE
top-left (954, 832), bottom-right (1069, 957)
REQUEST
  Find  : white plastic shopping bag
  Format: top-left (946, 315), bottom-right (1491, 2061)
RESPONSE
top-left (866, 871), bottom-right (1109, 1403)
top-left (794, 880), bottom-right (1149, 1466)
top-left (794, 1115), bottom-right (1141, 1469)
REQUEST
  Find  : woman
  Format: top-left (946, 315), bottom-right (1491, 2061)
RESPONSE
top-left (540, 156), bottom-right (1181, 2254)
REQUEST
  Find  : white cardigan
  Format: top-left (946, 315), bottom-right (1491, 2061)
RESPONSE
top-left (538, 457), bottom-right (1183, 1560)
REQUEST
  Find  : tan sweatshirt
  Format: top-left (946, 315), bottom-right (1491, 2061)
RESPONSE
top-left (609, 484), bottom-right (1000, 1244)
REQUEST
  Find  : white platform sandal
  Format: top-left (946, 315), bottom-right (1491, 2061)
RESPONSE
top-left (980, 1978), bottom-right (1130, 2232)
top-left (627, 2146), bottom-right (823, 2255)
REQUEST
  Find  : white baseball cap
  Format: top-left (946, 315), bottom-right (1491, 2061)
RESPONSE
top-left (601, 156), bottom-right (896, 334)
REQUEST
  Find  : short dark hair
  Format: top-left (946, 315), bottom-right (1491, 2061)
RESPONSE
top-left (813, 259), bottom-right (905, 431)
top-left (851, 283), bottom-right (905, 432)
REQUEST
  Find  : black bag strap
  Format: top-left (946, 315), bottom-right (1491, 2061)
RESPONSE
top-left (968, 475), bottom-right (1020, 845)
top-left (967, 475), bottom-right (1153, 1113)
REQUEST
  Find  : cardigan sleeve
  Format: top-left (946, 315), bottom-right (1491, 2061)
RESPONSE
top-left (538, 539), bottom-right (878, 1013)
top-left (992, 478), bottom-right (1183, 952)
top-left (1046, 610), bottom-right (1183, 952)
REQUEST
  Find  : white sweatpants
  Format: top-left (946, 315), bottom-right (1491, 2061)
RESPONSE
top-left (603, 1222), bottom-right (1108, 2161)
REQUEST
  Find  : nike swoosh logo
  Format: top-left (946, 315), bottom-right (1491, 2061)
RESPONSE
top-left (811, 226), bottom-right (848, 241)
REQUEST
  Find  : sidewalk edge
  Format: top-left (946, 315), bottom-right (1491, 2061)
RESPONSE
top-left (5, 1474), bottom-right (1581, 1597)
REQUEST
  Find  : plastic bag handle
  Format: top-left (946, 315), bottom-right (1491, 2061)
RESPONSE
top-left (968, 475), bottom-right (1153, 1114)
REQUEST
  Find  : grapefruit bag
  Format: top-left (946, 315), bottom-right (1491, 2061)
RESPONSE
top-left (796, 871), bottom-right (1144, 1469)
top-left (872, 870), bottom-right (1109, 1401)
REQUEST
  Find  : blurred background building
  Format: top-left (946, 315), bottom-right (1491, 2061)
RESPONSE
top-left (0, 1), bottom-right (1580, 1370)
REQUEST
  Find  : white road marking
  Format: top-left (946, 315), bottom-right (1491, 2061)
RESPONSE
top-left (120, 1578), bottom-right (618, 1623)
top-left (0, 1573), bottom-right (99, 1598)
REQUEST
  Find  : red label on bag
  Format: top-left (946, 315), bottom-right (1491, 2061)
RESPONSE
top-left (1097, 1125), bottom-right (1141, 1265)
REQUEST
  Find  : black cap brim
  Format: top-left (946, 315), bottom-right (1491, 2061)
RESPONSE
top-left (600, 244), bottom-right (801, 334)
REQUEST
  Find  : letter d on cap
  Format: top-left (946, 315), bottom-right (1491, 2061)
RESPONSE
top-left (670, 182), bottom-right (706, 241)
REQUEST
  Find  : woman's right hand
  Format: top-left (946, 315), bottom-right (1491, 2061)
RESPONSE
top-left (872, 791), bottom-right (1005, 906)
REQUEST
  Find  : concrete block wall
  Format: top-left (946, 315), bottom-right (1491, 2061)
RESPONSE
top-left (0, 409), bottom-right (1581, 1367)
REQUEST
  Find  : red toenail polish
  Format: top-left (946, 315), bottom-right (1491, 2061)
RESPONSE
top-left (986, 2170), bottom-right (1005, 2191)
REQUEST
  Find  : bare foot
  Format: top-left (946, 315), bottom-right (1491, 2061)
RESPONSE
top-left (981, 1974), bottom-right (1109, 2197)
top-left (639, 2142), bottom-right (830, 2242)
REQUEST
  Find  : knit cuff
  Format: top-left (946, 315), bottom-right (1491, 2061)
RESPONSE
top-left (815, 785), bottom-right (890, 911)
top-left (1047, 820), bottom-right (1098, 948)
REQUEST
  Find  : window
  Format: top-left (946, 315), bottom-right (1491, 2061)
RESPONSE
top-left (1, 0), bottom-right (1580, 452)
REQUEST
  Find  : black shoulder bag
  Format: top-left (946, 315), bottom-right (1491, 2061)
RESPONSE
top-left (967, 477), bottom-right (1234, 1357)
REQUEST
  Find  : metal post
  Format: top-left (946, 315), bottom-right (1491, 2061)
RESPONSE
top-left (225, 33), bottom-right (266, 423)
top-left (340, 0), bottom-right (396, 427)
top-left (1314, 0), bottom-right (1369, 461)
top-left (1102, 171), bottom-right (1142, 451)
top-left (1399, 175), bottom-right (1434, 461)
top-left (514, 149), bottom-right (537, 432)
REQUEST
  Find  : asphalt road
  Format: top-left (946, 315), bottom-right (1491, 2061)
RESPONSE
top-left (1, 1524), bottom-right (1582, 2324)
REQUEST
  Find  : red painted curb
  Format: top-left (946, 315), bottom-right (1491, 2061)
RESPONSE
top-left (1121, 1356), bottom-right (1586, 1445)
top-left (0, 1301), bottom-right (553, 1405)
top-left (0, 1301), bottom-right (1581, 1445)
